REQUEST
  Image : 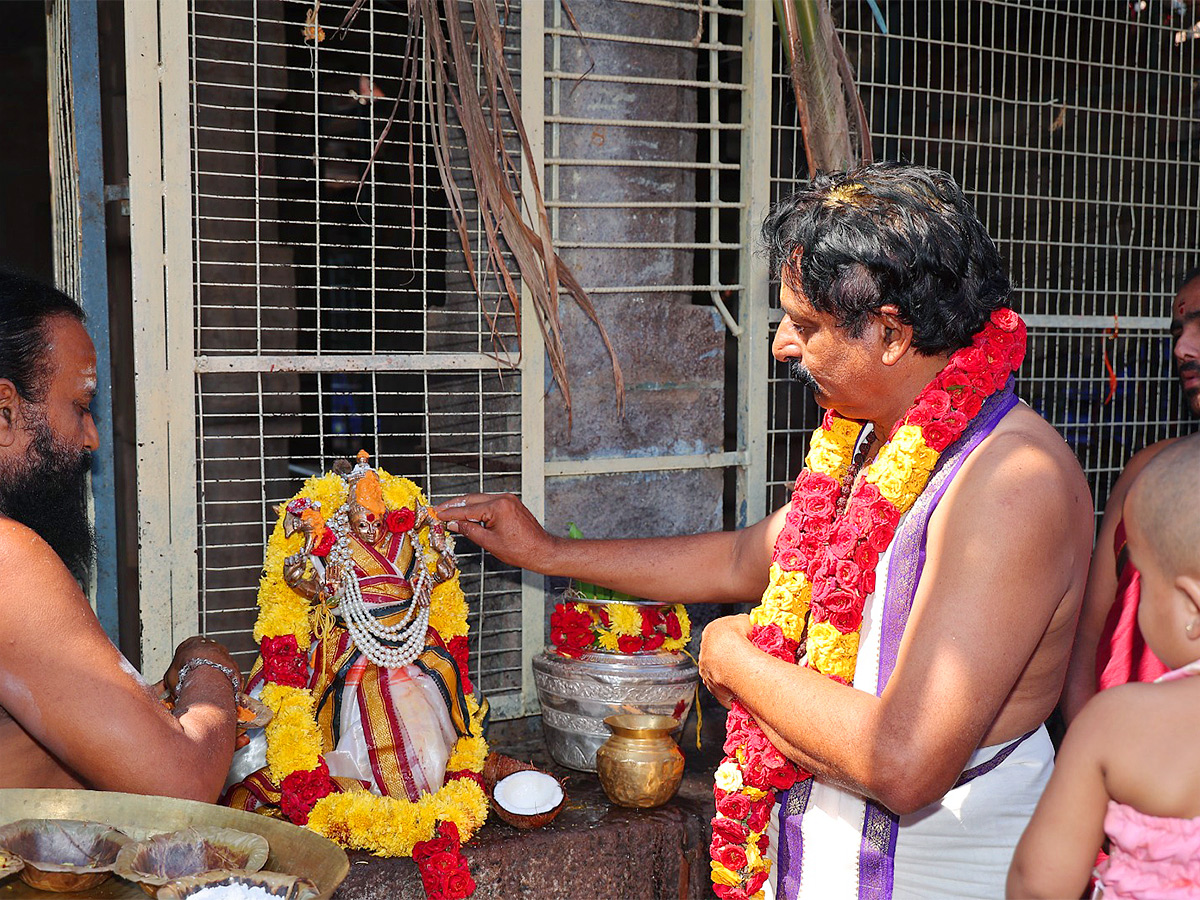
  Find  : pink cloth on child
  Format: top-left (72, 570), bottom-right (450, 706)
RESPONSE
top-left (1094, 802), bottom-right (1200, 899)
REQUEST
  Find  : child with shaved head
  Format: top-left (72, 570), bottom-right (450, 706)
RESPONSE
top-left (1009, 432), bottom-right (1200, 899)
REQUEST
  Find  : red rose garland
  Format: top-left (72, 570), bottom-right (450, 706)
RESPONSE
top-left (711, 309), bottom-right (1027, 899)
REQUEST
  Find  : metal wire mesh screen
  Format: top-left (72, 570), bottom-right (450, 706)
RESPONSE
top-left (768, 0), bottom-right (1199, 516)
top-left (188, 0), bottom-right (526, 702)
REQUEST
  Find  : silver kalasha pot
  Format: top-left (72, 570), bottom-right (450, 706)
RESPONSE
top-left (532, 649), bottom-right (698, 772)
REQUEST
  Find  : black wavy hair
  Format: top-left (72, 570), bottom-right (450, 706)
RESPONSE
top-left (0, 269), bottom-right (86, 404)
top-left (762, 162), bottom-right (1012, 355)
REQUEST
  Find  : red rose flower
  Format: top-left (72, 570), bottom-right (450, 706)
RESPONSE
top-left (746, 870), bottom-right (770, 895)
top-left (717, 791), bottom-right (752, 821)
top-left (776, 522), bottom-right (802, 551)
top-left (385, 507), bottom-right (416, 533)
top-left (752, 623), bottom-right (796, 662)
top-left (992, 307), bottom-right (1020, 332)
top-left (279, 759), bottom-right (336, 825)
top-left (439, 864), bottom-right (475, 899)
top-left (712, 816), bottom-right (750, 844)
top-left (828, 604), bottom-right (864, 634)
top-left (835, 558), bottom-right (864, 592)
top-left (801, 492), bottom-right (836, 520)
top-left (767, 762), bottom-right (799, 790)
top-left (808, 471), bottom-right (841, 500)
top-left (922, 420), bottom-right (956, 451)
top-left (775, 547), bottom-right (804, 571)
top-left (642, 632), bottom-right (666, 652)
top-left (852, 542), bottom-right (880, 573)
top-left (714, 841), bottom-right (748, 872)
top-left (640, 609), bottom-right (660, 638)
top-left (954, 390), bottom-right (985, 419)
top-left (746, 798), bottom-right (773, 833)
top-left (617, 635), bottom-right (644, 654)
top-left (829, 523), bottom-right (861, 559)
top-left (665, 611), bottom-right (683, 640)
top-left (957, 349), bottom-right (988, 375)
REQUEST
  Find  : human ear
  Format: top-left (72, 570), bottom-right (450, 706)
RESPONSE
top-left (0, 380), bottom-right (21, 448)
top-left (877, 305), bottom-right (913, 366)
top-left (1177, 575), bottom-right (1200, 640)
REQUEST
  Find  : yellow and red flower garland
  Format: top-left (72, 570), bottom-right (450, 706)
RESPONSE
top-left (253, 470), bottom-right (489, 894)
top-left (710, 309), bottom-right (1027, 900)
top-left (550, 600), bottom-right (691, 657)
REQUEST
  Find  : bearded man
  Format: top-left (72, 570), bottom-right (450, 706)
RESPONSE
top-left (0, 269), bottom-right (241, 801)
top-left (1061, 265), bottom-right (1200, 721)
top-left (435, 163), bottom-right (1093, 899)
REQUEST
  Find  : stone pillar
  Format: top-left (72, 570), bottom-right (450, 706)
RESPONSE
top-left (545, 1), bottom-right (726, 557)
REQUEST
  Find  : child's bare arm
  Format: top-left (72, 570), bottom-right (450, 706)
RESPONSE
top-left (1007, 692), bottom-right (1114, 899)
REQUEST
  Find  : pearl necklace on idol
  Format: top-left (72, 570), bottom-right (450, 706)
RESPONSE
top-left (327, 491), bottom-right (434, 669)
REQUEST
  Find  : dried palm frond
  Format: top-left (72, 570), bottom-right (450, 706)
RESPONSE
top-left (339, 0), bottom-right (623, 426)
top-left (775, 0), bottom-right (873, 176)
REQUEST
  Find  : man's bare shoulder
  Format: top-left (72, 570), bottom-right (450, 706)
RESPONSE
top-left (934, 402), bottom-right (1093, 574)
top-left (963, 402), bottom-right (1091, 505)
top-left (0, 516), bottom-right (84, 615)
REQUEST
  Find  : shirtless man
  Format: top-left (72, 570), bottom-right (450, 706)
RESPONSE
top-left (1060, 266), bottom-right (1200, 721)
top-left (0, 270), bottom-right (240, 801)
top-left (436, 163), bottom-right (1093, 898)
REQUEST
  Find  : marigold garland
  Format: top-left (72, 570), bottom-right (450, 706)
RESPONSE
top-left (711, 309), bottom-right (1027, 900)
top-left (253, 467), bottom-right (488, 896)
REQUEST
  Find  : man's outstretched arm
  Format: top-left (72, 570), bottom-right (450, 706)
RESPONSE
top-left (700, 423), bottom-right (1093, 814)
top-left (434, 492), bottom-right (787, 606)
top-left (0, 518), bottom-right (239, 801)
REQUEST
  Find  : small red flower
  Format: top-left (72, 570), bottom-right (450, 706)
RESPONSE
top-left (386, 507), bottom-right (416, 533)
top-left (617, 634), bottom-right (644, 654)
top-left (311, 527), bottom-right (336, 558)
top-left (280, 759), bottom-right (336, 825)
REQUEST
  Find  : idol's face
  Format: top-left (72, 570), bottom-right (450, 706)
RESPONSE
top-left (1172, 280), bottom-right (1200, 417)
top-left (348, 503), bottom-right (384, 546)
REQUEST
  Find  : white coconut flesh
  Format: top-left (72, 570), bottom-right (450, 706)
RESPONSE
top-left (493, 770), bottom-right (564, 815)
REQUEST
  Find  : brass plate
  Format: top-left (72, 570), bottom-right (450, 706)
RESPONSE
top-left (0, 790), bottom-right (347, 900)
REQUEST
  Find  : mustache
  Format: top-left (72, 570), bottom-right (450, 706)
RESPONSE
top-left (1180, 360), bottom-right (1200, 379)
top-left (789, 360), bottom-right (820, 393)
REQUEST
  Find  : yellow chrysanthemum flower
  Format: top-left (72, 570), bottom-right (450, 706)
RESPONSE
top-left (596, 629), bottom-right (621, 652)
top-left (607, 602), bottom-right (643, 637)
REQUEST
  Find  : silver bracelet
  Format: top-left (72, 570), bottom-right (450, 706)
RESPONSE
top-left (177, 657), bottom-right (241, 697)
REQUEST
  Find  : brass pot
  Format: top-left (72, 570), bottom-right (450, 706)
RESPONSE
top-left (595, 714), bottom-right (685, 809)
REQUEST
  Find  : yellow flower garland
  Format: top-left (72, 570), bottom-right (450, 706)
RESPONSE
top-left (254, 469), bottom-right (489, 856)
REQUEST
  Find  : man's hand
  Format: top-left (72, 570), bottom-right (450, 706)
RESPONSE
top-left (434, 493), bottom-right (561, 572)
top-left (699, 614), bottom-right (754, 709)
top-left (163, 636), bottom-right (243, 698)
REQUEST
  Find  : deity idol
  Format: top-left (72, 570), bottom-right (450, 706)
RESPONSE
top-left (224, 452), bottom-right (481, 819)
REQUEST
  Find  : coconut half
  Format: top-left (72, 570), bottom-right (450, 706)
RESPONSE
top-left (491, 769), bottom-right (566, 829)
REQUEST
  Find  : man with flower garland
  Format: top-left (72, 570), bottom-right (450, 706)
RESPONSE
top-left (437, 162), bottom-right (1094, 899)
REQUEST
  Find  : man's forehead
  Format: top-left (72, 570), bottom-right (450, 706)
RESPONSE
top-left (1173, 282), bottom-right (1200, 320)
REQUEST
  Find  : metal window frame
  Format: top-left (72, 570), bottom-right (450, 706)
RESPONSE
top-left (126, 0), bottom-right (200, 676)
